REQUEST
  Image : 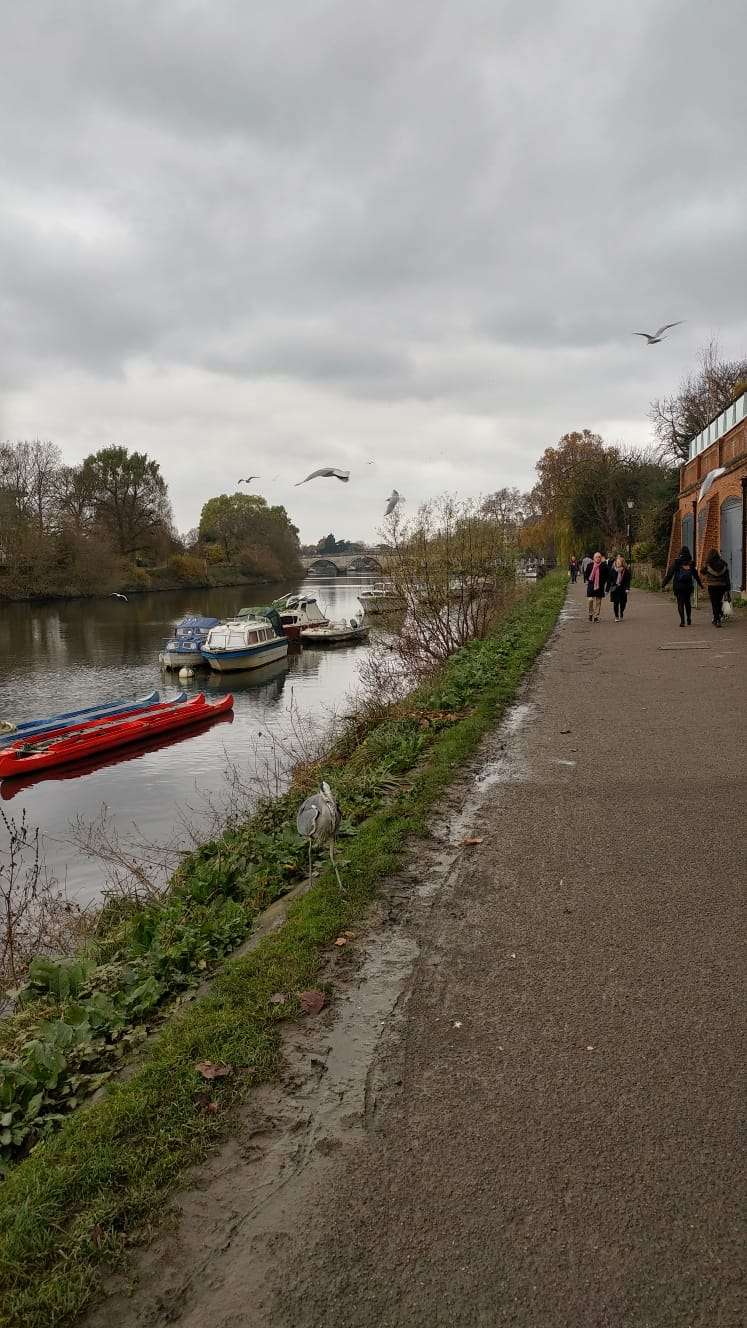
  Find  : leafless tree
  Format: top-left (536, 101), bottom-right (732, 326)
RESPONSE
top-left (650, 340), bottom-right (747, 462)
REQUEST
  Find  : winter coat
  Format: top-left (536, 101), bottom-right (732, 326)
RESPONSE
top-left (585, 561), bottom-right (610, 598)
top-left (701, 555), bottom-right (731, 591)
top-left (608, 566), bottom-right (631, 596)
top-left (662, 554), bottom-right (703, 595)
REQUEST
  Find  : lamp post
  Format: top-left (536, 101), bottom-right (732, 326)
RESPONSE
top-left (626, 498), bottom-right (634, 566)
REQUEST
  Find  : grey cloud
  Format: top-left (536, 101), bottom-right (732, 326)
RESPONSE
top-left (0, 0), bottom-right (745, 535)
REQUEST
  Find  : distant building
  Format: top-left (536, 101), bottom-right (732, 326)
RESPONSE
top-left (669, 391), bottom-right (746, 591)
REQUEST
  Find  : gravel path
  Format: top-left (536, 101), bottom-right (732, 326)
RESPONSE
top-left (89, 584), bottom-right (746, 1328)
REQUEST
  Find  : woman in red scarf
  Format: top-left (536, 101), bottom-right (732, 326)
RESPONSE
top-left (585, 551), bottom-right (609, 622)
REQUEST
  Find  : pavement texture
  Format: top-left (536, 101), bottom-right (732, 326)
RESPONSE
top-left (90, 585), bottom-right (746, 1328)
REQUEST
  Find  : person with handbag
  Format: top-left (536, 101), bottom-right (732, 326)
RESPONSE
top-left (608, 555), bottom-right (631, 621)
top-left (662, 546), bottom-right (703, 626)
top-left (701, 548), bottom-right (731, 627)
top-left (585, 551), bottom-right (609, 622)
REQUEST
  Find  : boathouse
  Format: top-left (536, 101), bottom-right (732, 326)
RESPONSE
top-left (668, 390), bottom-right (747, 591)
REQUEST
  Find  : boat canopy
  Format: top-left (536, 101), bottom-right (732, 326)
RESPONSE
top-left (237, 606), bottom-right (283, 635)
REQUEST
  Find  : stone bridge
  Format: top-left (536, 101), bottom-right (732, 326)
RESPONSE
top-left (300, 552), bottom-right (385, 576)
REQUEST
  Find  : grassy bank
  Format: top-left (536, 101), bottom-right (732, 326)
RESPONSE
top-left (0, 574), bottom-right (566, 1328)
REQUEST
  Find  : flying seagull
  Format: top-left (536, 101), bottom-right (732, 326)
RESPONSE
top-left (295, 468), bottom-right (350, 486)
top-left (238, 476), bottom-right (261, 484)
top-left (633, 322), bottom-right (684, 345)
top-left (384, 489), bottom-right (403, 516)
top-left (111, 593), bottom-right (128, 602)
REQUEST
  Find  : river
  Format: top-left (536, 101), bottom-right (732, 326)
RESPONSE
top-left (0, 578), bottom-right (377, 904)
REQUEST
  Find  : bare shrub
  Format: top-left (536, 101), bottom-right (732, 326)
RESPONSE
top-left (0, 810), bottom-right (88, 994)
top-left (378, 494), bottom-right (518, 678)
top-left (64, 806), bottom-right (180, 905)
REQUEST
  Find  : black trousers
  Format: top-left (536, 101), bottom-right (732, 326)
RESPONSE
top-left (708, 586), bottom-right (725, 622)
top-left (611, 590), bottom-right (628, 618)
top-left (570, 569), bottom-right (578, 582)
top-left (675, 592), bottom-right (692, 624)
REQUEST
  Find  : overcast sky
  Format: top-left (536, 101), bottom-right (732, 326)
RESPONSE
top-left (1, 0), bottom-right (745, 543)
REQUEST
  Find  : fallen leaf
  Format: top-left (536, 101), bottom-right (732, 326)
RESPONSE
top-left (461, 837), bottom-right (484, 846)
top-left (194, 1061), bottom-right (233, 1080)
top-left (269, 992), bottom-right (287, 1005)
top-left (89, 1223), bottom-right (106, 1249)
top-left (334, 936), bottom-right (347, 946)
top-left (299, 989), bottom-right (326, 1015)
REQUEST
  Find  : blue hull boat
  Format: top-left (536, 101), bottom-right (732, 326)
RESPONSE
top-left (0, 690), bottom-right (161, 749)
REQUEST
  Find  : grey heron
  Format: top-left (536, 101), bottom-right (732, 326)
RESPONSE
top-left (633, 322), bottom-right (684, 345)
top-left (295, 468), bottom-right (350, 486)
top-left (296, 780), bottom-right (342, 889)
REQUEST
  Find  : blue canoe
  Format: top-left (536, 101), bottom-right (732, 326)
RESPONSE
top-left (0, 690), bottom-right (162, 749)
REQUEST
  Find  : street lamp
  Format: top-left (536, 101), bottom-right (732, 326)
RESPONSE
top-left (626, 499), bottom-right (634, 566)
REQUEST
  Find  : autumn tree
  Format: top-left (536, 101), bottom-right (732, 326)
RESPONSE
top-left (198, 493), bottom-right (301, 576)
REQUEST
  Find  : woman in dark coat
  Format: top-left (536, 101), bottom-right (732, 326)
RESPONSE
top-left (585, 551), bottom-right (609, 622)
top-left (608, 555), bottom-right (631, 621)
top-left (701, 548), bottom-right (731, 626)
top-left (662, 546), bottom-right (703, 626)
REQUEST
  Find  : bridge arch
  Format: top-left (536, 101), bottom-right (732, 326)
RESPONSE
top-left (304, 557), bottom-right (340, 576)
top-left (347, 555), bottom-right (383, 573)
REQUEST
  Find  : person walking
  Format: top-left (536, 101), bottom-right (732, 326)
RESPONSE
top-left (701, 548), bottom-right (731, 627)
top-left (662, 546), bottom-right (703, 626)
top-left (581, 554), bottom-right (592, 583)
top-left (569, 555), bottom-right (579, 584)
top-left (608, 555), bottom-right (631, 621)
top-left (586, 551), bottom-right (609, 622)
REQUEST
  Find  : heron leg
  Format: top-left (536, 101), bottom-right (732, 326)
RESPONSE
top-left (329, 839), bottom-right (343, 891)
top-left (308, 839), bottom-right (313, 889)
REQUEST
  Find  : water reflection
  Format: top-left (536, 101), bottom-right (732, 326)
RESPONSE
top-left (0, 577), bottom-right (375, 903)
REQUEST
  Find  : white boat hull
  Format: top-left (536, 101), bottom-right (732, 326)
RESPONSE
top-left (202, 639), bottom-right (289, 672)
top-left (160, 649), bottom-right (206, 669)
top-left (300, 626), bottom-right (369, 645)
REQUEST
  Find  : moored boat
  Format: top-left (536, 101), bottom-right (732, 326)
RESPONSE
top-left (271, 594), bottom-right (328, 640)
top-left (300, 620), bottom-right (369, 646)
top-left (357, 582), bottom-right (403, 614)
top-left (0, 690), bottom-right (161, 749)
top-left (0, 693), bottom-right (232, 779)
top-left (201, 615), bottom-right (289, 672)
top-left (159, 616), bottom-right (220, 669)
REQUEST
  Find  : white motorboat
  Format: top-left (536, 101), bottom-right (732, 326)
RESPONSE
top-left (357, 581), bottom-right (403, 614)
top-left (300, 618), bottom-right (369, 646)
top-left (201, 616), bottom-right (289, 673)
top-left (271, 593), bottom-right (329, 640)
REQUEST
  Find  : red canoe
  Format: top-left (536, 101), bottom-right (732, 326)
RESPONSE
top-left (0, 693), bottom-right (234, 779)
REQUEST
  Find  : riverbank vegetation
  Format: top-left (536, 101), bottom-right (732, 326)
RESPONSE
top-left (0, 572), bottom-right (566, 1328)
top-left (0, 443), bottom-right (301, 601)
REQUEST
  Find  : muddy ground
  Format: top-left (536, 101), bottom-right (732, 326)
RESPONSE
top-left (86, 586), bottom-right (745, 1328)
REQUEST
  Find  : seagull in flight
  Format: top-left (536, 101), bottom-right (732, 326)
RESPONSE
top-left (238, 476), bottom-right (261, 484)
top-left (295, 468), bottom-right (350, 486)
top-left (384, 489), bottom-right (404, 516)
top-left (111, 592), bottom-right (128, 602)
top-left (633, 322), bottom-right (684, 345)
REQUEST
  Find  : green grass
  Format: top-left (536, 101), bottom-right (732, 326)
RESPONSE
top-left (0, 574), bottom-right (566, 1328)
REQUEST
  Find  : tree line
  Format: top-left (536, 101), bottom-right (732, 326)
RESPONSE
top-left (0, 444), bottom-right (301, 600)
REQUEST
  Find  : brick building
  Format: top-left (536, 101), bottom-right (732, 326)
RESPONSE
top-left (668, 390), bottom-right (747, 591)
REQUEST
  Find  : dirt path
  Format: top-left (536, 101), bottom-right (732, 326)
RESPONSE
top-left (87, 585), bottom-right (746, 1328)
